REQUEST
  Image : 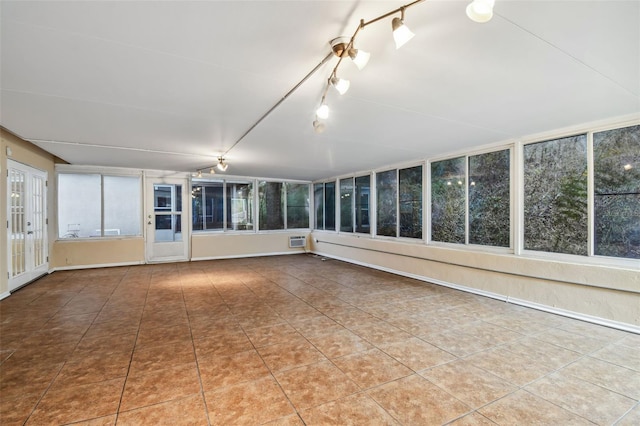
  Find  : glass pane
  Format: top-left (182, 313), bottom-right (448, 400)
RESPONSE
top-left (155, 214), bottom-right (182, 242)
top-left (154, 185), bottom-right (173, 211)
top-left (227, 182), bottom-right (254, 231)
top-left (325, 182), bottom-right (336, 231)
top-left (469, 150), bottom-right (510, 247)
top-left (377, 170), bottom-right (397, 237)
top-left (431, 157), bottom-right (465, 243)
top-left (58, 174), bottom-right (101, 238)
top-left (340, 178), bottom-right (354, 232)
top-left (355, 175), bottom-right (370, 234)
top-left (594, 124), bottom-right (640, 259)
top-left (287, 183), bottom-right (309, 229)
top-left (524, 135), bottom-right (588, 255)
top-left (259, 181), bottom-right (284, 230)
top-left (10, 169), bottom-right (26, 276)
top-left (192, 182), bottom-right (223, 231)
top-left (314, 183), bottom-right (324, 230)
top-left (104, 176), bottom-right (141, 236)
top-left (31, 175), bottom-right (46, 267)
top-left (399, 166), bottom-right (422, 239)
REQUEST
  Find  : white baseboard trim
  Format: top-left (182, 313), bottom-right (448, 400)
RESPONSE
top-left (311, 250), bottom-right (640, 335)
top-left (0, 291), bottom-right (10, 301)
top-left (52, 260), bottom-right (145, 272)
top-left (192, 250), bottom-right (306, 262)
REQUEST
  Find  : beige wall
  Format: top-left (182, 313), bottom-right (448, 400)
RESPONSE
top-left (311, 232), bottom-right (640, 330)
top-left (51, 238), bottom-right (145, 269)
top-left (192, 232), bottom-right (309, 260)
top-left (1, 129), bottom-right (57, 296)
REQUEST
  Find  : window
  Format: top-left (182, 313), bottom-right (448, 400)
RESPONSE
top-left (192, 181), bottom-right (224, 231)
top-left (594, 125), bottom-right (640, 259)
top-left (468, 150), bottom-right (510, 247)
top-left (286, 183), bottom-right (309, 229)
top-left (355, 175), bottom-right (370, 234)
top-left (340, 178), bottom-right (354, 232)
top-left (524, 135), bottom-right (588, 255)
top-left (259, 181), bottom-right (284, 230)
top-left (226, 182), bottom-right (254, 231)
top-left (58, 173), bottom-right (141, 238)
top-left (431, 157), bottom-right (465, 243)
top-left (314, 181), bottom-right (336, 231)
top-left (377, 170), bottom-right (397, 237)
top-left (399, 165), bottom-right (423, 239)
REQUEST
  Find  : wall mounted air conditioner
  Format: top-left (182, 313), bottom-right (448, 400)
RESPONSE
top-left (289, 236), bottom-right (306, 248)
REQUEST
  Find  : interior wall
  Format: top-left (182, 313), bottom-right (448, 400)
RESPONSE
top-left (311, 232), bottom-right (640, 331)
top-left (192, 232), bottom-right (309, 260)
top-left (1, 129), bottom-right (57, 297)
top-left (50, 238), bottom-right (145, 270)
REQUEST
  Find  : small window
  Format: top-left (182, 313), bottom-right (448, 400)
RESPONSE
top-left (286, 183), bottom-right (310, 229)
top-left (377, 169), bottom-right (397, 237)
top-left (399, 165), bottom-right (422, 239)
top-left (355, 175), bottom-right (371, 234)
top-left (431, 157), bottom-right (465, 243)
top-left (340, 178), bottom-right (354, 232)
top-left (259, 181), bottom-right (284, 230)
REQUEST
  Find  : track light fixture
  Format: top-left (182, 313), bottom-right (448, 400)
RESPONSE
top-left (311, 0), bottom-right (496, 133)
top-left (217, 157), bottom-right (228, 172)
top-left (466, 0), bottom-right (495, 23)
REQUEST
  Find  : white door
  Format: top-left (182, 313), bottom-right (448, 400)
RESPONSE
top-left (145, 177), bottom-right (189, 262)
top-left (7, 160), bottom-right (48, 291)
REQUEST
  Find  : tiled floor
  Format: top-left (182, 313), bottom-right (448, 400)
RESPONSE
top-left (1, 254), bottom-right (639, 425)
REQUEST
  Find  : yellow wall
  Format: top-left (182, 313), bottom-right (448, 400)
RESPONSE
top-left (51, 238), bottom-right (145, 269)
top-left (1, 129), bottom-right (57, 296)
top-left (192, 232), bottom-right (309, 260)
top-left (311, 232), bottom-right (640, 330)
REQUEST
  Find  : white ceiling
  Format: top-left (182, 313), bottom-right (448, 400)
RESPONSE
top-left (1, 0), bottom-right (639, 181)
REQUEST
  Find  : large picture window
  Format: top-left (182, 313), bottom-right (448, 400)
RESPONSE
top-left (192, 181), bottom-right (224, 231)
top-left (259, 181), bottom-right (284, 230)
top-left (468, 150), bottom-right (510, 247)
top-left (340, 178), bottom-right (354, 232)
top-left (355, 175), bottom-right (370, 234)
top-left (325, 181), bottom-right (336, 231)
top-left (377, 170), bottom-right (397, 237)
top-left (226, 182), bottom-right (254, 231)
top-left (594, 125), bottom-right (640, 259)
top-left (523, 135), bottom-right (588, 255)
top-left (314, 183), bottom-right (324, 230)
top-left (431, 157), bottom-right (465, 243)
top-left (286, 183), bottom-right (309, 229)
top-left (399, 165), bottom-right (422, 239)
top-left (58, 173), bottom-right (141, 238)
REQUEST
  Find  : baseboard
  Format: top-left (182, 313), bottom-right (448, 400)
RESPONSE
top-left (0, 291), bottom-right (10, 301)
top-left (191, 250), bottom-right (306, 262)
top-left (52, 260), bottom-right (145, 272)
top-left (311, 250), bottom-right (640, 335)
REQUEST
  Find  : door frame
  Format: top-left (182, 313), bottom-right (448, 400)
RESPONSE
top-left (7, 160), bottom-right (49, 291)
top-left (144, 172), bottom-right (190, 263)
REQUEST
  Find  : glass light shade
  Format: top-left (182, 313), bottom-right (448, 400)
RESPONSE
top-left (331, 77), bottom-right (350, 95)
top-left (217, 160), bottom-right (228, 172)
top-left (313, 120), bottom-right (326, 134)
top-left (349, 49), bottom-right (370, 70)
top-left (316, 104), bottom-right (329, 119)
top-left (392, 17), bottom-right (415, 49)
top-left (466, 0), bottom-right (495, 23)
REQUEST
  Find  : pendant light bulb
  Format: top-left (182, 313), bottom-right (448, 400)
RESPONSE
top-left (316, 103), bottom-right (329, 119)
top-left (466, 0), bottom-right (495, 23)
top-left (313, 119), bottom-right (326, 134)
top-left (392, 17), bottom-right (415, 49)
top-left (217, 157), bottom-right (228, 172)
top-left (349, 48), bottom-right (370, 70)
top-left (330, 77), bottom-right (350, 95)
top-left (197, 170), bottom-right (202, 178)
top-left (209, 167), bottom-right (215, 174)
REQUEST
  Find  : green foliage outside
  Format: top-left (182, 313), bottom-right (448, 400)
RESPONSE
top-left (431, 157), bottom-right (465, 243)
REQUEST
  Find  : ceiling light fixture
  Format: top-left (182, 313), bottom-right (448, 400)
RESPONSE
top-left (392, 8), bottom-right (415, 49)
top-left (316, 101), bottom-right (330, 119)
top-left (466, 0), bottom-right (495, 23)
top-left (217, 157), bottom-right (228, 172)
top-left (330, 76), bottom-right (350, 95)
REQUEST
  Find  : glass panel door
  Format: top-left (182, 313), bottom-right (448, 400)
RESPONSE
top-left (145, 177), bottom-right (189, 262)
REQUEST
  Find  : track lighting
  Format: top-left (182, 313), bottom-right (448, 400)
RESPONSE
top-left (349, 48), bottom-right (370, 70)
top-left (217, 157), bottom-right (228, 172)
top-left (313, 119), bottom-right (326, 134)
top-left (331, 37), bottom-right (370, 71)
top-left (197, 170), bottom-right (202, 178)
top-left (392, 10), bottom-right (415, 49)
top-left (209, 167), bottom-right (215, 174)
top-left (316, 103), bottom-right (329, 119)
top-left (466, 0), bottom-right (495, 23)
top-left (330, 76), bottom-right (350, 95)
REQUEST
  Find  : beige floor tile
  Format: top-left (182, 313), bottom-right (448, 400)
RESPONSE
top-left (300, 392), bottom-right (399, 425)
top-left (616, 404), bottom-right (640, 426)
top-left (274, 360), bottom-right (359, 410)
top-left (503, 336), bottom-right (583, 369)
top-left (380, 337), bottom-right (457, 371)
top-left (66, 414), bottom-right (116, 425)
top-left (420, 359), bottom-right (518, 409)
top-left (464, 347), bottom-right (553, 386)
top-left (244, 323), bottom-right (304, 348)
top-left (308, 329), bottom-right (373, 359)
top-left (0, 394), bottom-right (41, 426)
top-left (129, 340), bottom-right (196, 376)
top-left (561, 356), bottom-right (640, 399)
top-left (198, 349), bottom-right (271, 391)
top-left (135, 323), bottom-right (192, 348)
top-left (368, 374), bottom-right (471, 425)
top-left (25, 378), bottom-right (124, 425)
top-left (257, 340), bottom-right (327, 372)
top-left (447, 412), bottom-right (497, 425)
top-left (525, 371), bottom-right (637, 424)
top-left (117, 394), bottom-right (208, 425)
top-left (289, 315), bottom-right (345, 338)
top-left (120, 363), bottom-right (200, 412)
top-left (479, 390), bottom-right (594, 425)
top-left (350, 321), bottom-right (413, 346)
top-left (419, 329), bottom-right (497, 357)
top-left (531, 327), bottom-right (611, 354)
top-left (591, 343), bottom-right (640, 372)
top-left (333, 348), bottom-right (412, 389)
top-left (193, 331), bottom-right (253, 358)
top-left (205, 377), bottom-right (295, 425)
top-left (261, 414), bottom-right (305, 425)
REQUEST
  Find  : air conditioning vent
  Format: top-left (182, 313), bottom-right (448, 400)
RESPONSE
top-left (289, 236), bottom-right (306, 248)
